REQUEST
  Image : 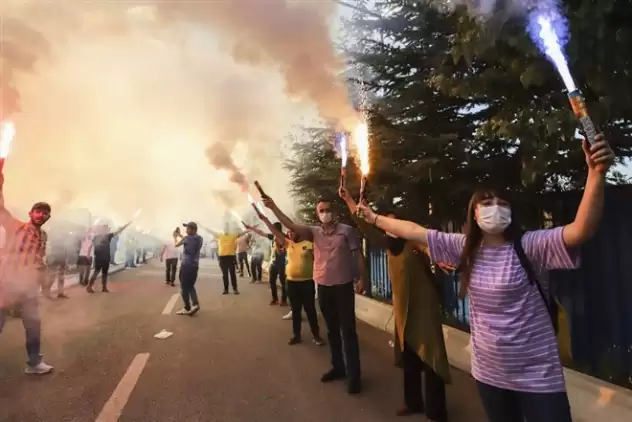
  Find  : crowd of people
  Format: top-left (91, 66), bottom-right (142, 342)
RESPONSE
top-left (160, 134), bottom-right (613, 422)
top-left (0, 132), bottom-right (616, 422)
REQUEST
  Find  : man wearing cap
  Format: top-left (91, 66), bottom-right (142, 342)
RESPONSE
top-left (0, 173), bottom-right (54, 375)
top-left (174, 222), bottom-right (203, 315)
top-left (86, 222), bottom-right (131, 293)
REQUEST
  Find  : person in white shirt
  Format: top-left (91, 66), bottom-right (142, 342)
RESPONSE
top-left (250, 240), bottom-right (264, 283)
top-left (235, 233), bottom-right (252, 278)
top-left (160, 228), bottom-right (181, 286)
top-left (209, 238), bottom-right (218, 260)
top-left (77, 233), bottom-right (94, 286)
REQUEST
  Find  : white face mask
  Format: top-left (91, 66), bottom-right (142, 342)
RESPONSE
top-left (318, 212), bottom-right (333, 224)
top-left (476, 205), bottom-right (512, 234)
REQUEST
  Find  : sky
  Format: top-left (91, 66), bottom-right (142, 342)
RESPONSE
top-left (1, 0), bottom-right (624, 242)
top-left (0, 1), bottom-right (356, 238)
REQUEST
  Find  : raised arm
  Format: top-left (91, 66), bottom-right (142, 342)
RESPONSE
top-left (261, 196), bottom-right (313, 241)
top-left (339, 187), bottom-right (387, 248)
top-left (112, 222), bottom-right (132, 237)
top-left (202, 227), bottom-right (221, 237)
top-left (0, 173), bottom-right (21, 232)
top-left (250, 218), bottom-right (288, 246)
top-left (356, 202), bottom-right (428, 247)
top-left (562, 135), bottom-right (614, 248)
top-left (243, 223), bottom-right (269, 238)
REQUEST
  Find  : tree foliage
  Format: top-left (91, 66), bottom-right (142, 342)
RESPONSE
top-left (287, 0), bottom-right (632, 227)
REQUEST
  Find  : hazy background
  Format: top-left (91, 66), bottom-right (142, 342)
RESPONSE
top-left (0, 1), bottom-right (353, 237)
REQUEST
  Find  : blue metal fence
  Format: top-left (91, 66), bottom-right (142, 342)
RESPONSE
top-left (368, 249), bottom-right (470, 328)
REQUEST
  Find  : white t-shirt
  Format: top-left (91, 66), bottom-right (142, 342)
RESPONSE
top-left (79, 236), bottom-right (93, 257)
top-left (163, 244), bottom-right (180, 259)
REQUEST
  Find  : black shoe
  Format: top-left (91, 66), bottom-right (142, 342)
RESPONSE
top-left (86, 286), bottom-right (94, 294)
top-left (320, 368), bottom-right (346, 383)
top-left (233, 290), bottom-right (240, 295)
top-left (222, 290), bottom-right (229, 295)
top-left (288, 337), bottom-right (302, 345)
top-left (102, 288), bottom-right (109, 293)
top-left (347, 378), bottom-right (362, 395)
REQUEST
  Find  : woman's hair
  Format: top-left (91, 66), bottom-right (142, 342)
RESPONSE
top-left (457, 188), bottom-right (523, 298)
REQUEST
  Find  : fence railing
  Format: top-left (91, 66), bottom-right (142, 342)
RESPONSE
top-left (367, 249), bottom-right (470, 329)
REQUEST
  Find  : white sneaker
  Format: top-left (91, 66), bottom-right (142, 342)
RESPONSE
top-left (25, 362), bottom-right (53, 375)
top-left (175, 308), bottom-right (190, 315)
top-left (282, 310), bottom-right (293, 320)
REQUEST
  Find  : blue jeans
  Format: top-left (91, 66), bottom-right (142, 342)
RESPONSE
top-left (0, 296), bottom-right (42, 366)
top-left (179, 265), bottom-right (199, 310)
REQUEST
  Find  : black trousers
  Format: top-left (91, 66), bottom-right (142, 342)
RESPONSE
top-left (165, 258), bottom-right (178, 282)
top-left (476, 381), bottom-right (572, 422)
top-left (88, 259), bottom-right (110, 289)
top-left (218, 255), bottom-right (238, 291)
top-left (269, 264), bottom-right (286, 302)
top-left (318, 282), bottom-right (361, 381)
top-left (402, 342), bottom-right (447, 421)
top-left (237, 252), bottom-right (251, 277)
top-left (251, 255), bottom-right (263, 281)
top-left (287, 281), bottom-right (320, 338)
top-left (77, 256), bottom-right (92, 285)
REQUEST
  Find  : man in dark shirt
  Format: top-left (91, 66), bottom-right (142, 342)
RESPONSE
top-left (86, 223), bottom-right (131, 293)
top-left (174, 222), bottom-right (203, 316)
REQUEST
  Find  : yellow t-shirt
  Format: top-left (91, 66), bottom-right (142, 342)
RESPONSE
top-left (217, 233), bottom-right (239, 256)
top-left (286, 240), bottom-right (314, 281)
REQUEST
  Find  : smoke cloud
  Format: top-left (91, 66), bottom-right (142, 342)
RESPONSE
top-left (0, 1), bottom-right (352, 237)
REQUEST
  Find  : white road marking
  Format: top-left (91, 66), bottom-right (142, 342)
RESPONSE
top-left (161, 293), bottom-right (180, 315)
top-left (95, 353), bottom-right (150, 422)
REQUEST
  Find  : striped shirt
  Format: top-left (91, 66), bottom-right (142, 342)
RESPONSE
top-left (0, 219), bottom-right (48, 301)
top-left (3, 221), bottom-right (48, 268)
top-left (427, 227), bottom-right (578, 393)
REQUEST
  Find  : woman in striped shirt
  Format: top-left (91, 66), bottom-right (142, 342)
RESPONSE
top-left (356, 135), bottom-right (614, 421)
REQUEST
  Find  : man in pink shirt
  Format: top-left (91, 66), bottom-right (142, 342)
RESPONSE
top-left (262, 195), bottom-right (366, 394)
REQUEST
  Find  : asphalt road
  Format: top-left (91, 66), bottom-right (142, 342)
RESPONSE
top-left (0, 259), bottom-right (486, 422)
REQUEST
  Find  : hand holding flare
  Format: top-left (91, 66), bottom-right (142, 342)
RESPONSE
top-left (0, 121), bottom-right (16, 173)
top-left (254, 181), bottom-right (269, 199)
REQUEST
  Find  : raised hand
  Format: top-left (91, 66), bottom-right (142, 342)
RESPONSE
top-left (261, 196), bottom-right (276, 209)
top-left (356, 201), bottom-right (377, 224)
top-left (583, 134), bottom-right (615, 174)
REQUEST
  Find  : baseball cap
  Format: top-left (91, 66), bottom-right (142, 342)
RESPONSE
top-left (183, 221), bottom-right (198, 230)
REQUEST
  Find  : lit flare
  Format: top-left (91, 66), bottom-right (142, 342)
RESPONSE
top-left (0, 121), bottom-right (15, 159)
top-left (353, 121), bottom-right (370, 202)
